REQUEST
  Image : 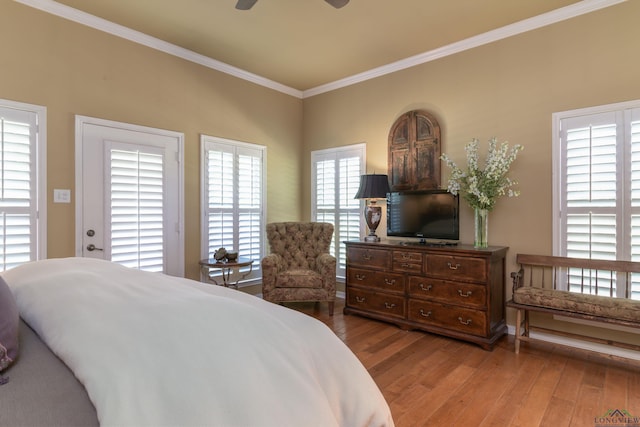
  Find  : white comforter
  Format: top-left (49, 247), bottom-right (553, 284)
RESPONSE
top-left (2, 258), bottom-right (394, 427)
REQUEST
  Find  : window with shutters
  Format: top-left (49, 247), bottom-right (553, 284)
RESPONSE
top-left (109, 147), bottom-right (164, 272)
top-left (553, 100), bottom-right (640, 300)
top-left (311, 144), bottom-right (365, 278)
top-left (0, 100), bottom-right (46, 271)
top-left (201, 135), bottom-right (265, 284)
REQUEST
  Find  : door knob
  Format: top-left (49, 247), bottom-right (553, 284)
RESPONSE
top-left (86, 244), bottom-right (103, 252)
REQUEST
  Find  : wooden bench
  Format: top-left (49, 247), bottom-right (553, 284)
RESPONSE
top-left (506, 254), bottom-right (640, 354)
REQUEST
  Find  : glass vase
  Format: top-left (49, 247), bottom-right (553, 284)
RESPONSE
top-left (474, 208), bottom-right (489, 248)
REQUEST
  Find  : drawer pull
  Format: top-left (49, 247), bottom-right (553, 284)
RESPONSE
top-left (355, 296), bottom-right (366, 303)
top-left (401, 263), bottom-right (411, 268)
top-left (457, 290), bottom-right (473, 298)
top-left (419, 283), bottom-right (433, 292)
top-left (362, 253), bottom-right (372, 261)
top-left (447, 262), bottom-right (461, 270)
top-left (384, 302), bottom-right (397, 309)
top-left (355, 274), bottom-right (366, 281)
top-left (402, 253), bottom-right (411, 260)
top-left (458, 317), bottom-right (472, 326)
top-left (419, 309), bottom-right (432, 317)
top-left (384, 278), bottom-right (396, 286)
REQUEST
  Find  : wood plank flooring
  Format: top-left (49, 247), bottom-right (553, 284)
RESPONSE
top-left (285, 299), bottom-right (640, 427)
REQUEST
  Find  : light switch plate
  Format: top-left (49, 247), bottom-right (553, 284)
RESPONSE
top-left (53, 189), bottom-right (71, 203)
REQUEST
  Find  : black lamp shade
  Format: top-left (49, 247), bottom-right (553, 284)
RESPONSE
top-left (354, 174), bottom-right (390, 199)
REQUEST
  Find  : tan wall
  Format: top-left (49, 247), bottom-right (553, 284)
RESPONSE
top-left (302, 1), bottom-right (640, 344)
top-left (0, 1), bottom-right (303, 280)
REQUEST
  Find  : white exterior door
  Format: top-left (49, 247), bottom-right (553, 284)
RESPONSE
top-left (75, 116), bottom-right (184, 276)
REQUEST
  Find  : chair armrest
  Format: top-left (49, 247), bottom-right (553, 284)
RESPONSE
top-left (316, 253), bottom-right (337, 293)
top-left (316, 253), bottom-right (336, 271)
top-left (261, 253), bottom-right (285, 293)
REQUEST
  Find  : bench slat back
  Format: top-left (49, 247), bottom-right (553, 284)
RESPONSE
top-left (514, 254), bottom-right (640, 298)
top-left (515, 254), bottom-right (640, 273)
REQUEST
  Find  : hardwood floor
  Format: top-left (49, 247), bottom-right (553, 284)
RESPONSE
top-left (285, 299), bottom-right (640, 427)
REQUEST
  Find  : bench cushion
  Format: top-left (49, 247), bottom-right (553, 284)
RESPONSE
top-left (513, 287), bottom-right (640, 323)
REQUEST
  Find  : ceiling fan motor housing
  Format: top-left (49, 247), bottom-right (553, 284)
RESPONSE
top-left (236, 0), bottom-right (349, 10)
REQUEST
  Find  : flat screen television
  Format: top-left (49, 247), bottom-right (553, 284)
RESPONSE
top-left (387, 189), bottom-right (459, 243)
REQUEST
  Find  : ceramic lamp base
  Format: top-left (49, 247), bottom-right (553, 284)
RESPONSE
top-left (363, 203), bottom-right (382, 242)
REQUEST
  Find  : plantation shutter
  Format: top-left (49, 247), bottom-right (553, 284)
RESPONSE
top-left (201, 136), bottom-right (265, 283)
top-left (109, 148), bottom-right (165, 272)
top-left (315, 157), bottom-right (336, 247)
top-left (0, 108), bottom-right (38, 270)
top-left (237, 149), bottom-right (262, 262)
top-left (630, 108), bottom-right (640, 299)
top-left (557, 104), bottom-right (640, 299)
top-left (337, 156), bottom-right (363, 270)
top-left (312, 144), bottom-right (365, 277)
top-left (206, 148), bottom-right (234, 252)
top-left (562, 112), bottom-right (619, 262)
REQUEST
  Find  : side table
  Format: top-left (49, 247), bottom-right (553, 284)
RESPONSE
top-left (199, 257), bottom-right (254, 288)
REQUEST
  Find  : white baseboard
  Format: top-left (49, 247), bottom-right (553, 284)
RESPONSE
top-left (553, 314), bottom-right (640, 334)
top-left (506, 325), bottom-right (640, 362)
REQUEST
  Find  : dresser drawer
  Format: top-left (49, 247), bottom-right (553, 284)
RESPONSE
top-left (392, 250), bottom-right (423, 273)
top-left (407, 277), bottom-right (487, 309)
top-left (347, 246), bottom-right (391, 270)
top-left (347, 268), bottom-right (405, 294)
top-left (407, 300), bottom-right (487, 336)
top-left (347, 288), bottom-right (405, 319)
top-left (425, 254), bottom-right (487, 282)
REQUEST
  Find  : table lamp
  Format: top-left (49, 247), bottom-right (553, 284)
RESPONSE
top-left (354, 174), bottom-right (390, 242)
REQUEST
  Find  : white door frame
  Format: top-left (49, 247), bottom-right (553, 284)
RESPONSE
top-left (74, 115), bottom-right (185, 276)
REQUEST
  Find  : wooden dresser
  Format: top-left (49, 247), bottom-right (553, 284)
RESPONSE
top-left (344, 240), bottom-right (508, 350)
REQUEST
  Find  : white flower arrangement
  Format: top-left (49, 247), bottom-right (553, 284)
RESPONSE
top-left (441, 138), bottom-right (523, 211)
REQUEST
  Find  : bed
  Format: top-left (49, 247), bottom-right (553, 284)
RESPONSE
top-left (0, 257), bottom-right (394, 427)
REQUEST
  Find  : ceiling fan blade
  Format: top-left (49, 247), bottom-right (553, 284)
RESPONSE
top-left (235, 0), bottom-right (257, 10)
top-left (325, 0), bottom-right (349, 8)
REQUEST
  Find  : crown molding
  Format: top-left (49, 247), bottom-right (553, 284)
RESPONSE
top-left (13, 0), bottom-right (627, 100)
top-left (303, 0), bottom-right (627, 98)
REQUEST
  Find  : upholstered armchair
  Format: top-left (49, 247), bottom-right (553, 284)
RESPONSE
top-left (261, 222), bottom-right (336, 315)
